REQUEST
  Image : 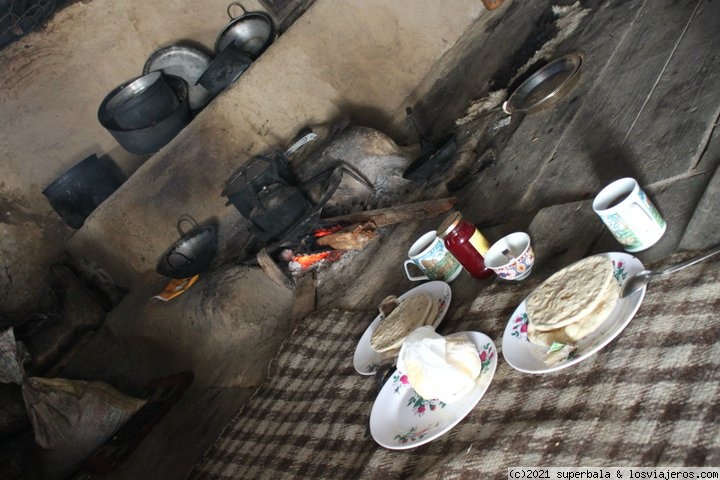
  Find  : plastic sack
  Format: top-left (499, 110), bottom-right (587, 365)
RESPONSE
top-left (0, 328), bottom-right (146, 479)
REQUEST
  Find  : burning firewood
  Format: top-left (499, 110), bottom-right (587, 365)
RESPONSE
top-left (315, 221), bottom-right (377, 251)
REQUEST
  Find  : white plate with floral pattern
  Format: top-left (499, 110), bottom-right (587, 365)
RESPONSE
top-left (502, 252), bottom-right (646, 374)
top-left (353, 281), bottom-right (452, 376)
top-left (369, 331), bottom-right (497, 449)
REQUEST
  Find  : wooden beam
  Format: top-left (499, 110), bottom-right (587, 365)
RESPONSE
top-left (257, 248), bottom-right (294, 290)
top-left (292, 272), bottom-right (316, 321)
top-left (320, 197), bottom-right (457, 227)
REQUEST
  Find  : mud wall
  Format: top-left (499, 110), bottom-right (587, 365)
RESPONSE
top-left (0, 0), bottom-right (261, 315)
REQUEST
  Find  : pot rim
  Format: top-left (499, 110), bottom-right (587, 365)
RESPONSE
top-left (98, 74), bottom-right (188, 133)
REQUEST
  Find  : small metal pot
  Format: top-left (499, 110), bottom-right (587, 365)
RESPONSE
top-left (104, 71), bottom-right (179, 130)
top-left (215, 2), bottom-right (277, 58)
top-left (98, 75), bottom-right (191, 155)
top-left (156, 215), bottom-right (218, 279)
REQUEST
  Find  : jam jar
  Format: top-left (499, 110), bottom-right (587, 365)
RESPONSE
top-left (437, 211), bottom-right (494, 279)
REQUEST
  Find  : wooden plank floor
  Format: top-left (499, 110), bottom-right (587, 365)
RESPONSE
top-left (450, 0), bottom-right (720, 261)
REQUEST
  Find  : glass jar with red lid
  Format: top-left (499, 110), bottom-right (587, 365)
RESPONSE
top-left (437, 211), bottom-right (494, 279)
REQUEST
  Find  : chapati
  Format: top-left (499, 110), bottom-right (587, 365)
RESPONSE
top-left (370, 293), bottom-right (438, 353)
top-left (526, 256), bottom-right (616, 332)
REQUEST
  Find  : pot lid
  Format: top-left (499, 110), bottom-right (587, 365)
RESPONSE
top-left (214, 3), bottom-right (277, 57)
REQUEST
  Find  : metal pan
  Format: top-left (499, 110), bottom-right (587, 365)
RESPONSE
top-left (196, 43), bottom-right (253, 97)
top-left (503, 52), bottom-right (584, 114)
top-left (402, 107), bottom-right (459, 181)
top-left (143, 44), bottom-right (213, 112)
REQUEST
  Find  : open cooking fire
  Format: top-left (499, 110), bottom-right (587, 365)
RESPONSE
top-left (279, 225), bottom-right (346, 275)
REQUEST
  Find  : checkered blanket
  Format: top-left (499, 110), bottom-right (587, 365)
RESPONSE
top-left (188, 255), bottom-right (720, 479)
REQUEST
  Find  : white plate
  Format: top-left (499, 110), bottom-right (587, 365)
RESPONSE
top-left (502, 252), bottom-right (646, 374)
top-left (353, 281), bottom-right (451, 375)
top-left (369, 331), bottom-right (497, 449)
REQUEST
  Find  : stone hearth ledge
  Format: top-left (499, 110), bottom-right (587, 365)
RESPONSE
top-left (64, 0), bottom-right (497, 290)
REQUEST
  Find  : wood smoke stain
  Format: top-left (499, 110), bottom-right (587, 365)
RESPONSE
top-left (489, 4), bottom-right (561, 91)
top-left (0, 195), bottom-right (45, 225)
top-left (0, 45), bottom-right (64, 91)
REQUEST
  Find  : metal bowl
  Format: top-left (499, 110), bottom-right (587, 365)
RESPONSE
top-left (214, 2), bottom-right (277, 58)
top-left (98, 75), bottom-right (191, 155)
top-left (104, 71), bottom-right (179, 130)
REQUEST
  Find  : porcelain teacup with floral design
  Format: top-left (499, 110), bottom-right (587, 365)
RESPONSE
top-left (484, 232), bottom-right (535, 281)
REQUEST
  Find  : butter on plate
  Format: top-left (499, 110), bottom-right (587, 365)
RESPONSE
top-left (397, 326), bottom-right (481, 404)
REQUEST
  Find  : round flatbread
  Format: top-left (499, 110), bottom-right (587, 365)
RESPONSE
top-left (526, 255), bottom-right (616, 332)
top-left (526, 282), bottom-right (619, 348)
top-left (370, 293), bottom-right (438, 353)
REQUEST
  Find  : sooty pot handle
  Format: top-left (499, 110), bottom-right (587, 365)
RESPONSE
top-left (176, 214), bottom-right (199, 237)
top-left (227, 2), bottom-right (248, 19)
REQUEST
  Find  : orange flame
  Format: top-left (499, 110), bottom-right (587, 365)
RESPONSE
top-left (292, 250), bottom-right (344, 269)
top-left (293, 251), bottom-right (332, 269)
top-left (313, 225), bottom-right (344, 238)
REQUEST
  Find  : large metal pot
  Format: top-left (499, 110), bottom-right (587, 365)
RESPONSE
top-left (98, 75), bottom-right (191, 155)
top-left (215, 2), bottom-right (277, 59)
top-left (156, 215), bottom-right (218, 279)
top-left (104, 71), bottom-right (179, 130)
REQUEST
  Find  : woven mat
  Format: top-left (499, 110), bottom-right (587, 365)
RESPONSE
top-left (189, 256), bottom-right (720, 479)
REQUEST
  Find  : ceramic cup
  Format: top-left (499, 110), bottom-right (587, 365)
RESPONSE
top-left (592, 177), bottom-right (666, 252)
top-left (403, 231), bottom-right (462, 282)
top-left (484, 232), bottom-right (535, 281)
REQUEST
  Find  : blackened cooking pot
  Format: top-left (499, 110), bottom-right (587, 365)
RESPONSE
top-left (156, 215), bottom-right (218, 279)
top-left (42, 154), bottom-right (126, 229)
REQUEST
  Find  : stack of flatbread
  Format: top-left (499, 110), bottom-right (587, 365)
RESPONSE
top-left (370, 293), bottom-right (439, 354)
top-left (525, 255), bottom-right (620, 348)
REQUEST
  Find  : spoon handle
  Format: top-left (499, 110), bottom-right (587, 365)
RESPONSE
top-left (659, 245), bottom-right (720, 275)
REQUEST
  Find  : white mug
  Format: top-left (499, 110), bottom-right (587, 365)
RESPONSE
top-left (592, 177), bottom-right (666, 252)
top-left (403, 231), bottom-right (462, 282)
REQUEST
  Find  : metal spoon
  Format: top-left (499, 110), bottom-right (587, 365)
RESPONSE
top-left (619, 245), bottom-right (720, 298)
